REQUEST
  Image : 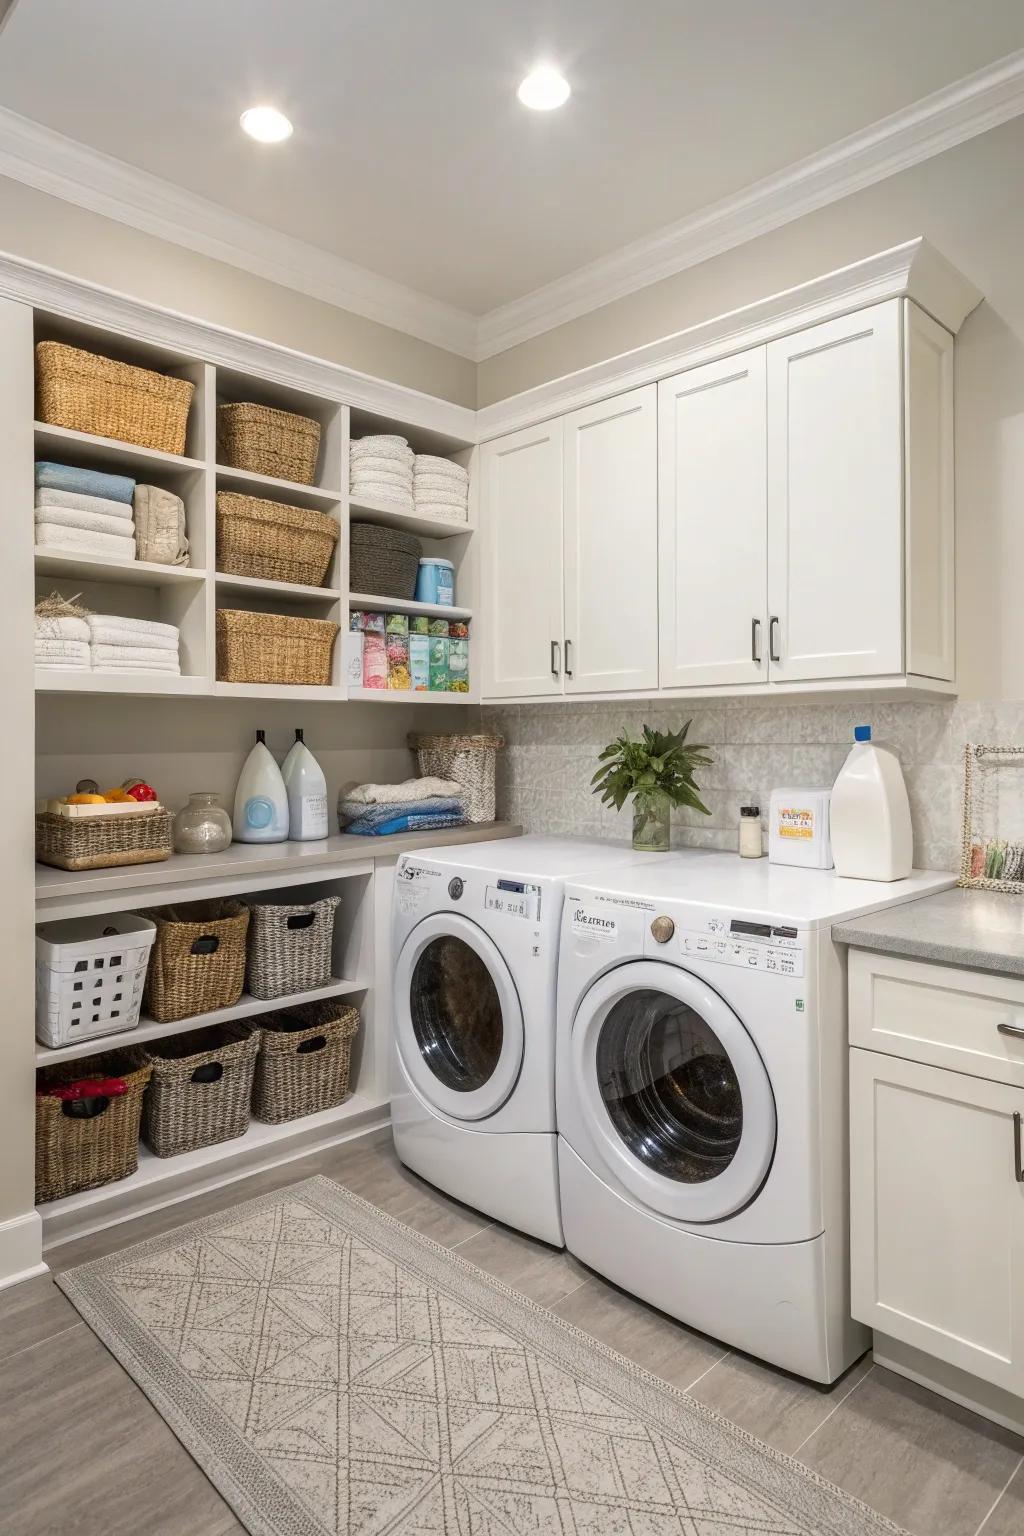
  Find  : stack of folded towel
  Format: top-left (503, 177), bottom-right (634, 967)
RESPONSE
top-left (413, 454), bottom-right (469, 522)
top-left (350, 435), bottom-right (414, 509)
top-left (35, 462), bottom-right (137, 561)
top-left (339, 776), bottom-right (466, 836)
top-left (87, 614), bottom-right (181, 676)
top-left (35, 611), bottom-right (91, 671)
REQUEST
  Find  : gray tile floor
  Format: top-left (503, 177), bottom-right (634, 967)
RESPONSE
top-left (1, 1135), bottom-right (1021, 1536)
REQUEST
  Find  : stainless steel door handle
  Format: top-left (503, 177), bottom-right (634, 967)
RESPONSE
top-left (751, 618), bottom-right (762, 664)
top-left (564, 639), bottom-right (574, 678)
top-left (997, 1023), bottom-right (1024, 1040)
top-left (550, 640), bottom-right (561, 678)
top-left (1015, 1112), bottom-right (1024, 1183)
top-left (769, 615), bottom-right (781, 663)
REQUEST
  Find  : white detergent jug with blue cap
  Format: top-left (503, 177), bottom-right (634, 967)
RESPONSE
top-left (232, 730), bottom-right (289, 843)
top-left (829, 725), bottom-right (913, 881)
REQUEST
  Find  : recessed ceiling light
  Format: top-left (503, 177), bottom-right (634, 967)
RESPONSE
top-left (517, 65), bottom-right (570, 111)
top-left (240, 105), bottom-right (293, 143)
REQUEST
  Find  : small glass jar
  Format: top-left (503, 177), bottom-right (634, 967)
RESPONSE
top-left (173, 793), bottom-right (233, 855)
top-left (739, 804), bottom-right (763, 858)
top-left (633, 790), bottom-right (671, 853)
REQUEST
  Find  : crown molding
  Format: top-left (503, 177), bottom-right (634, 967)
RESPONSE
top-left (475, 48), bottom-right (1024, 360)
top-left (0, 106), bottom-right (479, 360)
top-left (0, 249), bottom-right (477, 445)
top-left (476, 238), bottom-right (981, 440)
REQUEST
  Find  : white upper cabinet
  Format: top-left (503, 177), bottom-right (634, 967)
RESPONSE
top-left (659, 350), bottom-right (767, 689)
top-left (563, 387), bottom-right (657, 694)
top-left (905, 303), bottom-right (955, 682)
top-left (766, 300), bottom-right (904, 683)
top-left (480, 419), bottom-right (564, 699)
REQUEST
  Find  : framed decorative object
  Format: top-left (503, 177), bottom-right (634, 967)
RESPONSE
top-left (960, 744), bottom-right (1024, 893)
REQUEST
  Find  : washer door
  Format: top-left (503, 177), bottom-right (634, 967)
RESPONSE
top-left (571, 960), bottom-right (776, 1223)
top-left (395, 912), bottom-right (525, 1123)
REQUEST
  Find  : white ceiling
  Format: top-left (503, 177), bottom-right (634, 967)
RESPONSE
top-left (0, 0), bottom-right (1022, 326)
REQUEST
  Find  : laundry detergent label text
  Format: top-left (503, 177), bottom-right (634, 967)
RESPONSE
top-left (777, 805), bottom-right (815, 840)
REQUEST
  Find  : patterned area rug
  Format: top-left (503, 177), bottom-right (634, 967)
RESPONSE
top-left (57, 1177), bottom-right (903, 1536)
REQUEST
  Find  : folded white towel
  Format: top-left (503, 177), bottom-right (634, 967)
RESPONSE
top-left (414, 455), bottom-right (469, 481)
top-left (412, 501), bottom-right (469, 522)
top-left (35, 523), bottom-right (137, 559)
top-left (88, 623), bottom-right (179, 652)
top-left (413, 486), bottom-right (469, 510)
top-left (351, 457), bottom-right (414, 479)
top-left (349, 481), bottom-right (414, 507)
top-left (351, 435), bottom-right (413, 459)
top-left (36, 487), bottom-right (135, 520)
top-left (34, 615), bottom-right (90, 643)
top-left (35, 638), bottom-right (91, 664)
top-left (35, 504), bottom-right (137, 539)
top-left (93, 660), bottom-right (181, 676)
top-left (36, 657), bottom-right (91, 671)
top-left (414, 472), bottom-right (471, 494)
top-left (343, 776), bottom-right (463, 807)
top-left (91, 643), bottom-right (179, 666)
top-left (87, 614), bottom-right (179, 643)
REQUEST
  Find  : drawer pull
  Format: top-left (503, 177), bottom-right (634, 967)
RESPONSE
top-left (997, 1022), bottom-right (1024, 1040)
top-left (1015, 1112), bottom-right (1024, 1184)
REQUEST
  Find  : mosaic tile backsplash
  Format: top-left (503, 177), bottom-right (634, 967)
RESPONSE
top-left (481, 699), bottom-right (1024, 873)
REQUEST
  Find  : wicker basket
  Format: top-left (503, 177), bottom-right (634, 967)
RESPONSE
top-left (142, 1023), bottom-right (259, 1158)
top-left (35, 808), bottom-right (173, 872)
top-left (217, 402), bottom-right (321, 485)
top-left (36, 342), bottom-right (194, 456)
top-left (409, 733), bottom-right (504, 822)
top-left (216, 609), bottom-right (338, 686)
top-left (251, 1000), bottom-right (360, 1123)
top-left (350, 521), bottom-right (421, 599)
top-left (216, 491), bottom-right (338, 588)
top-left (142, 900), bottom-right (250, 1023)
top-left (246, 894), bottom-right (340, 1001)
top-left (36, 1047), bottom-right (151, 1203)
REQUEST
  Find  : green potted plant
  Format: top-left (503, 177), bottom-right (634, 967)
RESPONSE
top-left (592, 721), bottom-right (712, 852)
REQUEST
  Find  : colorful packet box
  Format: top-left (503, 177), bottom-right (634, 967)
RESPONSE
top-left (410, 633), bottom-right (430, 691)
top-left (428, 635), bottom-right (449, 690)
top-left (448, 637), bottom-right (469, 692)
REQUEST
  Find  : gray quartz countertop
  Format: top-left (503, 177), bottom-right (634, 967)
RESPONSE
top-left (833, 886), bottom-right (1024, 977)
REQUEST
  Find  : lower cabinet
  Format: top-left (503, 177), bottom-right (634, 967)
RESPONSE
top-left (850, 1045), bottom-right (1024, 1397)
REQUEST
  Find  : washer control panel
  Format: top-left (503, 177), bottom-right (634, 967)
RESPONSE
top-left (675, 917), bottom-right (806, 977)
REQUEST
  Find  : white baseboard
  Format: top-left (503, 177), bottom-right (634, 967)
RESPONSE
top-left (0, 1208), bottom-right (45, 1289)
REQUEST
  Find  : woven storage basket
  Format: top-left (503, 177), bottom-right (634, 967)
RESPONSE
top-left (350, 521), bottom-right (421, 599)
top-left (142, 1022), bottom-right (259, 1158)
top-left (409, 733), bottom-right (503, 822)
top-left (216, 609), bottom-right (338, 686)
top-left (246, 894), bottom-right (340, 1001)
top-left (142, 900), bottom-right (250, 1023)
top-left (217, 402), bottom-right (321, 485)
top-left (251, 1000), bottom-right (360, 1123)
top-left (35, 808), bottom-right (172, 872)
top-left (217, 491), bottom-right (338, 588)
top-left (36, 342), bottom-right (194, 455)
top-left (36, 1047), bottom-right (151, 1203)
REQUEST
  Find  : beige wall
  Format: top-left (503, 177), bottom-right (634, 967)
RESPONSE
top-left (478, 117), bottom-right (1024, 704)
top-left (0, 176), bottom-right (476, 407)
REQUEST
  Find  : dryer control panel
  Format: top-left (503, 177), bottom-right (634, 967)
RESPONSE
top-left (677, 918), bottom-right (806, 978)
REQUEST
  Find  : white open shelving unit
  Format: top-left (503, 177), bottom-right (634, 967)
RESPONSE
top-left (32, 308), bottom-right (481, 704)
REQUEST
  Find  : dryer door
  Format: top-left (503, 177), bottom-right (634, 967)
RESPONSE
top-left (571, 960), bottom-right (776, 1223)
top-left (395, 912), bottom-right (525, 1123)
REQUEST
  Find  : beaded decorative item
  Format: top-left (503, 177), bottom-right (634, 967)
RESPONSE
top-left (959, 744), bottom-right (1024, 893)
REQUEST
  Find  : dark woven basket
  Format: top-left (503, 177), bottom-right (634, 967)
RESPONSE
top-left (142, 1022), bottom-right (259, 1158)
top-left (36, 1047), bottom-right (151, 1203)
top-left (349, 521), bottom-right (421, 599)
top-left (142, 900), bottom-right (250, 1023)
top-left (251, 1000), bottom-right (360, 1123)
top-left (35, 808), bottom-right (172, 871)
top-left (246, 895), bottom-right (340, 1001)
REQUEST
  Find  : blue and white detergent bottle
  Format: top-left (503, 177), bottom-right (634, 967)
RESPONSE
top-left (232, 730), bottom-right (289, 843)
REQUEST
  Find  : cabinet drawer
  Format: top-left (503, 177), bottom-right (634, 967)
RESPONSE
top-left (849, 948), bottom-right (1024, 1087)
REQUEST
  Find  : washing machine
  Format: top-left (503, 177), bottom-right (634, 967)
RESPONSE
top-left (556, 851), bottom-right (954, 1380)
top-left (391, 835), bottom-right (644, 1246)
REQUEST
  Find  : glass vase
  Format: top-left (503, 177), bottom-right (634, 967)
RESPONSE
top-left (632, 790), bottom-right (671, 852)
top-left (173, 792), bottom-right (233, 855)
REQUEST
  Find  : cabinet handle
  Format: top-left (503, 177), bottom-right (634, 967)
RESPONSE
top-left (550, 640), bottom-right (561, 678)
top-left (1015, 1112), bottom-right (1024, 1184)
top-left (769, 615), bottom-right (781, 663)
top-left (997, 1022), bottom-right (1024, 1040)
top-left (751, 618), bottom-right (762, 664)
top-left (564, 639), bottom-right (574, 678)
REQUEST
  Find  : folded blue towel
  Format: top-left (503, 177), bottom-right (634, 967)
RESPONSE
top-left (35, 461), bottom-right (135, 504)
top-left (347, 810), bottom-right (466, 837)
top-left (339, 795), bottom-right (464, 829)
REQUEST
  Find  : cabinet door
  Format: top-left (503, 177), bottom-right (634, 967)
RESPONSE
top-left (480, 420), bottom-right (564, 699)
top-left (850, 1048), bottom-right (1024, 1395)
top-left (658, 349), bottom-right (767, 689)
top-left (767, 300), bottom-right (903, 681)
top-left (563, 386), bottom-right (658, 694)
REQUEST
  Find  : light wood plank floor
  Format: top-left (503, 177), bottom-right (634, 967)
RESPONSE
top-left (1, 1136), bottom-right (1021, 1536)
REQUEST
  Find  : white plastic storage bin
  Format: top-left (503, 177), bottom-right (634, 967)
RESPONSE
top-left (36, 914), bottom-right (157, 1049)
